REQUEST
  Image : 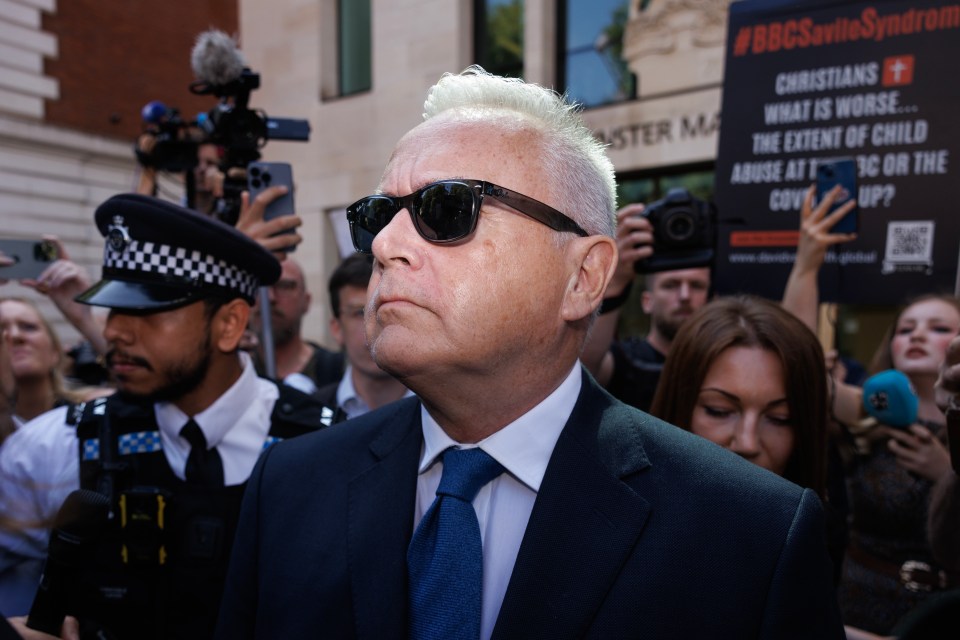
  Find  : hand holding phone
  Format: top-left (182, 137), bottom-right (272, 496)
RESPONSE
top-left (816, 158), bottom-right (859, 235)
top-left (246, 162), bottom-right (297, 252)
top-left (247, 162), bottom-right (295, 222)
top-left (0, 239), bottom-right (61, 280)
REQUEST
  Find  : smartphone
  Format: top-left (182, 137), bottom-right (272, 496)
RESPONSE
top-left (0, 238), bottom-right (60, 279)
top-left (816, 157), bottom-right (859, 234)
top-left (247, 161), bottom-right (295, 222)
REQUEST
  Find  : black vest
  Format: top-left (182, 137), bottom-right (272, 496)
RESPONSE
top-left (69, 385), bottom-right (324, 640)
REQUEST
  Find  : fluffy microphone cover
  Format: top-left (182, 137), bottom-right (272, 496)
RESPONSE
top-left (191, 29), bottom-right (246, 87)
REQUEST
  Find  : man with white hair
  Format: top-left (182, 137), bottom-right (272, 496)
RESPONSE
top-left (216, 67), bottom-right (842, 640)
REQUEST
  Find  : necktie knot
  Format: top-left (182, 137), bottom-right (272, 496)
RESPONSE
top-left (436, 447), bottom-right (505, 503)
top-left (180, 420), bottom-right (207, 450)
top-left (180, 419), bottom-right (224, 487)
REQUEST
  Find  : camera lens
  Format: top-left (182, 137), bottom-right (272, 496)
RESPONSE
top-left (664, 211), bottom-right (695, 244)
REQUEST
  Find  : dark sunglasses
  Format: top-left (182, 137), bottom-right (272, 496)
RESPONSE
top-left (345, 179), bottom-right (589, 254)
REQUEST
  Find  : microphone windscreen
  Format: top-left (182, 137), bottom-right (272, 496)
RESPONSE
top-left (862, 369), bottom-right (918, 429)
top-left (190, 30), bottom-right (245, 87)
top-left (141, 100), bottom-right (168, 124)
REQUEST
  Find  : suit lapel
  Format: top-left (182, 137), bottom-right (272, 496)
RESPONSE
top-left (347, 400), bottom-right (423, 640)
top-left (493, 374), bottom-right (653, 640)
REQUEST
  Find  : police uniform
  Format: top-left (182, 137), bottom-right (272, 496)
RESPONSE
top-left (0, 194), bottom-right (325, 638)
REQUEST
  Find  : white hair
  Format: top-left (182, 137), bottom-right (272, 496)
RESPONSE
top-left (422, 66), bottom-right (616, 237)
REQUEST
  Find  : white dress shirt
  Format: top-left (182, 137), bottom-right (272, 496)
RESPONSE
top-left (0, 352), bottom-right (280, 602)
top-left (414, 363), bottom-right (581, 640)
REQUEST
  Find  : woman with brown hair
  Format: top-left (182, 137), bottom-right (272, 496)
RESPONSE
top-left (650, 294), bottom-right (829, 497)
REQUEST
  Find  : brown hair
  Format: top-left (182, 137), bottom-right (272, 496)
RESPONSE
top-left (868, 293), bottom-right (960, 375)
top-left (650, 295), bottom-right (828, 497)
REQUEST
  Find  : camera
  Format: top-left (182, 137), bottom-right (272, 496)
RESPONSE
top-left (136, 30), bottom-right (311, 225)
top-left (634, 187), bottom-right (716, 273)
top-left (137, 102), bottom-right (202, 173)
top-left (192, 68), bottom-right (310, 170)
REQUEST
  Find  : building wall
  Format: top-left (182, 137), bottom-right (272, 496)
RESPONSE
top-left (237, 0), bottom-right (731, 343)
top-left (238, 0), bottom-right (479, 341)
top-left (42, 0), bottom-right (238, 140)
top-left (0, 0), bottom-right (238, 347)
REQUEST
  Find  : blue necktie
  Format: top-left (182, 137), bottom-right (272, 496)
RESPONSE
top-left (408, 447), bottom-right (506, 640)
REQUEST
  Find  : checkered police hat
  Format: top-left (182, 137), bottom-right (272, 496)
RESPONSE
top-left (76, 194), bottom-right (281, 311)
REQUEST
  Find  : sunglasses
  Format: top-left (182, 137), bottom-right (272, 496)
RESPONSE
top-left (345, 179), bottom-right (589, 254)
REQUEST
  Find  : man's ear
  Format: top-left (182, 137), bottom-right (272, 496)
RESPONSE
top-left (212, 299), bottom-right (251, 353)
top-left (329, 315), bottom-right (345, 347)
top-left (561, 235), bottom-right (617, 323)
top-left (641, 290), bottom-right (653, 314)
top-left (301, 289), bottom-right (312, 317)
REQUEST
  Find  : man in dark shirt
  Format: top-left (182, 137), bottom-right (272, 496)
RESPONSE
top-left (250, 258), bottom-right (343, 392)
top-left (582, 203), bottom-right (710, 411)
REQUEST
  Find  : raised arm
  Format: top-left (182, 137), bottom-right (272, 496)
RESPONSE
top-left (581, 204), bottom-right (652, 385)
top-left (781, 184), bottom-right (857, 333)
top-left (20, 238), bottom-right (106, 355)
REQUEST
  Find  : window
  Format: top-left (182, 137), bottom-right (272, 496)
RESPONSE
top-left (559, 0), bottom-right (635, 108)
top-left (339, 0), bottom-right (371, 95)
top-left (474, 0), bottom-right (524, 79)
top-left (617, 169), bottom-right (715, 209)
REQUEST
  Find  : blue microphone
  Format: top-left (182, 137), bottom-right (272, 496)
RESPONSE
top-left (141, 100), bottom-right (169, 124)
top-left (862, 369), bottom-right (918, 429)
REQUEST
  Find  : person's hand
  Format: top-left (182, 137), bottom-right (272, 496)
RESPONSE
top-left (7, 615), bottom-right (80, 640)
top-left (0, 252), bottom-right (13, 286)
top-left (825, 349), bottom-right (848, 384)
top-left (843, 625), bottom-right (894, 640)
top-left (935, 335), bottom-right (960, 414)
top-left (886, 424), bottom-right (953, 481)
top-left (21, 238), bottom-right (91, 304)
top-left (607, 204), bottom-right (652, 297)
top-left (18, 237), bottom-right (106, 354)
top-left (235, 187), bottom-right (302, 258)
top-left (202, 163), bottom-right (226, 198)
top-left (793, 184), bottom-right (857, 277)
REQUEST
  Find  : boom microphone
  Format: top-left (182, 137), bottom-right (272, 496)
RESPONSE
top-left (190, 29), bottom-right (246, 89)
top-left (26, 490), bottom-right (111, 635)
top-left (862, 369), bottom-right (918, 429)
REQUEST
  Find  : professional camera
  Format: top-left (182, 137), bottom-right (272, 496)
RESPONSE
top-left (137, 101), bottom-right (202, 173)
top-left (136, 30), bottom-right (310, 224)
top-left (191, 68), bottom-right (310, 171)
top-left (634, 187), bottom-right (716, 273)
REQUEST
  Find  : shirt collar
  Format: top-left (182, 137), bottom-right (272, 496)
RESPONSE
top-left (418, 364), bottom-right (581, 492)
top-left (336, 365), bottom-right (368, 417)
top-left (337, 364), bottom-right (415, 420)
top-left (154, 351), bottom-right (260, 446)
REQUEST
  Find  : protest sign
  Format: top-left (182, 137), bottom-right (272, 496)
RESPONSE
top-left (714, 0), bottom-right (960, 303)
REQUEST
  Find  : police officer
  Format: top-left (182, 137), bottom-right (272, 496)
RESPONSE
top-left (1, 194), bottom-right (324, 639)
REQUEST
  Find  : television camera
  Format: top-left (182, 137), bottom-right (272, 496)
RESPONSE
top-left (139, 30), bottom-right (310, 224)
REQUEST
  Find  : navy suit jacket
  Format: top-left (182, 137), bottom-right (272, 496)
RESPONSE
top-left (216, 372), bottom-right (843, 639)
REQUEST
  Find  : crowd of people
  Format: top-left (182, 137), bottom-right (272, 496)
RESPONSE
top-left (0, 65), bottom-right (956, 639)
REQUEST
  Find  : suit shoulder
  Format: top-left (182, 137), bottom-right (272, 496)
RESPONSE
top-left (263, 396), bottom-right (421, 473)
top-left (610, 402), bottom-right (806, 506)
